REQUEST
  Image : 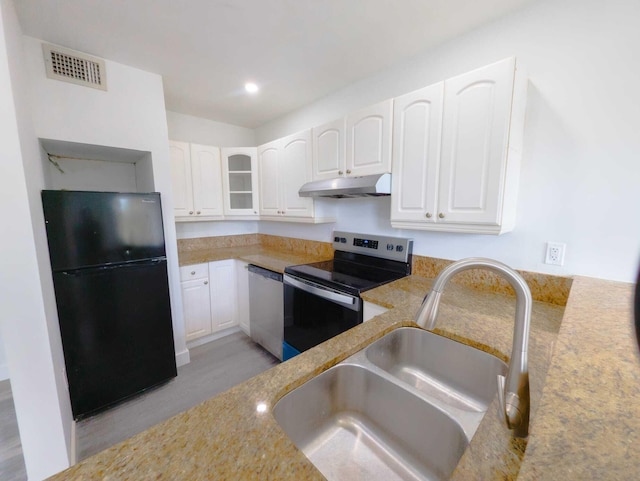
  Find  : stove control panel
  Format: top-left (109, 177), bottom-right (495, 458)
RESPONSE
top-left (332, 231), bottom-right (413, 263)
top-left (354, 238), bottom-right (379, 249)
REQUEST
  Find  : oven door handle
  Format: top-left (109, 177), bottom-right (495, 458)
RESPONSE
top-left (283, 274), bottom-right (359, 310)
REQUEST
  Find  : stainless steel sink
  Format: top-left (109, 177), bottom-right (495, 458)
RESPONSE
top-left (365, 327), bottom-right (508, 413)
top-left (273, 328), bottom-right (508, 481)
top-left (273, 364), bottom-right (468, 481)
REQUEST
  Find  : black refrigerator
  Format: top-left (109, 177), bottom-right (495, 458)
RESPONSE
top-left (42, 190), bottom-right (177, 419)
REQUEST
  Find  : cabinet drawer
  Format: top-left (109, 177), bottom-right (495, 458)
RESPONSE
top-left (180, 263), bottom-right (209, 281)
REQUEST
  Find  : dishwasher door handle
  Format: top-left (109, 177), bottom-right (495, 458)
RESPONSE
top-left (283, 274), bottom-right (359, 310)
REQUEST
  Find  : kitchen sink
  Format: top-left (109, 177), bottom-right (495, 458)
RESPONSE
top-left (273, 364), bottom-right (468, 481)
top-left (273, 327), bottom-right (508, 481)
top-left (365, 327), bottom-right (508, 414)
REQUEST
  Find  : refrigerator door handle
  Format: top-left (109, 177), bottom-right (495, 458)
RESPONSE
top-left (59, 258), bottom-right (167, 276)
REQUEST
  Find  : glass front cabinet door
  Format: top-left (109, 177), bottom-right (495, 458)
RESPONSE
top-left (221, 148), bottom-right (259, 217)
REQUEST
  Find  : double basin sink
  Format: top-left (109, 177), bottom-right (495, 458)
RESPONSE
top-left (273, 327), bottom-right (507, 481)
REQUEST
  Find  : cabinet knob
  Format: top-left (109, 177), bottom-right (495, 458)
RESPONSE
top-left (191, 271), bottom-right (196, 275)
top-left (189, 211), bottom-right (194, 215)
top-left (338, 170), bottom-right (344, 175)
top-left (346, 169), bottom-right (352, 174)
top-left (425, 212), bottom-right (432, 218)
top-left (196, 211), bottom-right (201, 215)
top-left (253, 211), bottom-right (257, 214)
top-left (204, 281), bottom-right (208, 285)
top-left (438, 212), bottom-right (445, 219)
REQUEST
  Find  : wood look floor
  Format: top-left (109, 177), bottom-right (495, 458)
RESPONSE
top-left (0, 380), bottom-right (26, 481)
top-left (0, 331), bottom-right (279, 480)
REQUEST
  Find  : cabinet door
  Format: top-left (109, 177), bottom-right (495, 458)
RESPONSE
top-left (280, 130), bottom-right (313, 217)
top-left (312, 118), bottom-right (345, 180)
top-left (209, 260), bottom-right (237, 331)
top-left (346, 99), bottom-right (393, 176)
top-left (169, 141), bottom-right (194, 218)
top-left (257, 141), bottom-right (281, 216)
top-left (391, 82), bottom-right (444, 224)
top-left (438, 57), bottom-right (515, 225)
top-left (221, 147), bottom-right (259, 216)
top-left (182, 277), bottom-right (212, 342)
top-left (190, 144), bottom-right (223, 218)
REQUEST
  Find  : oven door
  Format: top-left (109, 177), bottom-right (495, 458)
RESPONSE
top-left (283, 273), bottom-right (362, 360)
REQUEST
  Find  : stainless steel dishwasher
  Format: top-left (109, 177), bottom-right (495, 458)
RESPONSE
top-left (248, 264), bottom-right (283, 361)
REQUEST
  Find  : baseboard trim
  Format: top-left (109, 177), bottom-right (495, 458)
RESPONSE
top-left (175, 348), bottom-right (190, 367)
top-left (186, 327), bottom-right (242, 350)
top-left (69, 420), bottom-right (77, 465)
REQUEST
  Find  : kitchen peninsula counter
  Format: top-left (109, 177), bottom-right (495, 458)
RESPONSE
top-left (48, 268), bottom-right (639, 480)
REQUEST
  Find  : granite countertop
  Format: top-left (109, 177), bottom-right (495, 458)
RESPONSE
top-left (178, 244), bottom-right (331, 273)
top-left (48, 245), bottom-right (639, 480)
top-left (517, 277), bottom-right (640, 480)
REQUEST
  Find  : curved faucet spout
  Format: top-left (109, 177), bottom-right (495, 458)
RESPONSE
top-left (415, 257), bottom-right (532, 438)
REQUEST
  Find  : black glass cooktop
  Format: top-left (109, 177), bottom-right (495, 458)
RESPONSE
top-left (284, 252), bottom-right (411, 296)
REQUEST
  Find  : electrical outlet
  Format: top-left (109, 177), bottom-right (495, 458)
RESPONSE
top-left (545, 242), bottom-right (566, 266)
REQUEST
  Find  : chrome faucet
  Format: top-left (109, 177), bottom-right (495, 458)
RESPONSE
top-left (415, 257), bottom-right (531, 438)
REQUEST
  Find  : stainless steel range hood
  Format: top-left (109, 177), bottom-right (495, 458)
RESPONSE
top-left (298, 173), bottom-right (391, 198)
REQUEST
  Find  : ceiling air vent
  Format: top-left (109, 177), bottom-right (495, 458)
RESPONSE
top-left (42, 43), bottom-right (107, 91)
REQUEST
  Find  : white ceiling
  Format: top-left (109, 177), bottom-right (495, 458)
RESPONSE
top-left (14, 0), bottom-right (537, 129)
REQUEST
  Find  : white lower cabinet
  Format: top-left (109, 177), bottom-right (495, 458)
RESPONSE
top-left (209, 259), bottom-right (237, 331)
top-left (180, 263), bottom-right (213, 342)
top-left (181, 260), bottom-right (238, 344)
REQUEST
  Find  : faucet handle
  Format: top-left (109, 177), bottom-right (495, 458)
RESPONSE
top-left (497, 374), bottom-right (525, 432)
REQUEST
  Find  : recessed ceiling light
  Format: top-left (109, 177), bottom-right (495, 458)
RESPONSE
top-left (244, 82), bottom-right (259, 94)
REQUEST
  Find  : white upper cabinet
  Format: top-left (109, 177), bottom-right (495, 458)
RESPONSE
top-left (257, 140), bottom-right (281, 217)
top-left (221, 147), bottom-right (259, 217)
top-left (169, 140), bottom-right (224, 221)
top-left (280, 130), bottom-right (313, 216)
top-left (391, 82), bottom-right (444, 224)
top-left (169, 141), bottom-right (194, 218)
top-left (438, 57), bottom-right (518, 227)
top-left (258, 130), bottom-right (314, 219)
top-left (346, 99), bottom-right (393, 177)
top-left (190, 144), bottom-right (224, 218)
top-left (391, 57), bottom-right (526, 234)
top-left (312, 118), bottom-right (346, 180)
top-left (311, 101), bottom-right (392, 181)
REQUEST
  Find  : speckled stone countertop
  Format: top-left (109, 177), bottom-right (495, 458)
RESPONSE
top-left (179, 244), bottom-right (329, 273)
top-left (517, 277), bottom-right (640, 480)
top-left (47, 243), bottom-right (638, 480)
top-left (177, 234), bottom-right (334, 273)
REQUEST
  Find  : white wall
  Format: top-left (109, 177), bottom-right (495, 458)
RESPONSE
top-left (176, 220), bottom-right (259, 240)
top-left (0, 0), bottom-right (72, 478)
top-left (46, 156), bottom-right (138, 192)
top-left (255, 0), bottom-right (640, 283)
top-left (23, 34), bottom-right (190, 366)
top-left (166, 110), bottom-right (255, 147)
top-left (0, 32), bottom-right (193, 479)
